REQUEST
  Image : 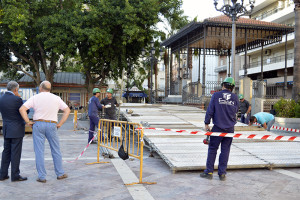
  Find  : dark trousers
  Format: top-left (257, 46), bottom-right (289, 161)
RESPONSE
top-left (204, 125), bottom-right (234, 175)
top-left (0, 137), bottom-right (23, 180)
top-left (241, 114), bottom-right (249, 124)
top-left (89, 115), bottom-right (99, 143)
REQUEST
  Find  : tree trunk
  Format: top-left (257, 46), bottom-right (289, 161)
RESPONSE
top-left (85, 70), bottom-right (94, 99)
top-left (293, 0), bottom-right (300, 102)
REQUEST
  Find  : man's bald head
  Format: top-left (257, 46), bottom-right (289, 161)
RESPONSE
top-left (40, 81), bottom-right (51, 92)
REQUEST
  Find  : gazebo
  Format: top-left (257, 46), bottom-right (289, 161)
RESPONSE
top-left (161, 15), bottom-right (294, 101)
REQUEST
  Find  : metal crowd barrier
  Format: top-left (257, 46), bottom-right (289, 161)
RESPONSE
top-left (88, 119), bottom-right (156, 185)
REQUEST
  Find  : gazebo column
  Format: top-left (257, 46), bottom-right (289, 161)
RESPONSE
top-left (169, 51), bottom-right (173, 95)
top-left (198, 49), bottom-right (201, 83)
top-left (244, 28), bottom-right (248, 77)
top-left (177, 48), bottom-right (181, 94)
top-left (241, 28), bottom-right (252, 101)
top-left (197, 48), bottom-right (201, 97)
top-left (164, 48), bottom-right (169, 97)
top-left (202, 25), bottom-right (207, 96)
top-left (259, 41), bottom-right (266, 98)
top-left (188, 48), bottom-right (193, 81)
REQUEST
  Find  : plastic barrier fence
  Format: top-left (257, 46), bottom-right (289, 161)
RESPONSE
top-left (89, 119), bottom-right (156, 185)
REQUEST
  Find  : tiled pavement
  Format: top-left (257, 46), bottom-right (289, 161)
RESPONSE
top-left (0, 112), bottom-right (300, 200)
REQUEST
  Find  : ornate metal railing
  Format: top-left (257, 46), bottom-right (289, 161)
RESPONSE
top-left (252, 80), bottom-right (290, 99)
top-left (182, 81), bottom-right (222, 105)
top-left (204, 81), bottom-right (222, 97)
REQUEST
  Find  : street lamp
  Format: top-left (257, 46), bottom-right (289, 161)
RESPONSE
top-left (141, 42), bottom-right (164, 104)
top-left (214, 0), bottom-right (255, 78)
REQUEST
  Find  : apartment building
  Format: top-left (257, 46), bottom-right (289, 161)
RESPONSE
top-left (244, 0), bottom-right (294, 86)
top-left (246, 1), bottom-right (294, 99)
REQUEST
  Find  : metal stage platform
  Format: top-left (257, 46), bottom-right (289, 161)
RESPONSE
top-left (144, 131), bottom-right (300, 173)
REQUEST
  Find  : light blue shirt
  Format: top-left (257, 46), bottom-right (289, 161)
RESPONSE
top-left (254, 112), bottom-right (274, 125)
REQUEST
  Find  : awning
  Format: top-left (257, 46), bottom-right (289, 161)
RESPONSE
top-left (276, 81), bottom-right (293, 85)
top-left (122, 92), bottom-right (147, 98)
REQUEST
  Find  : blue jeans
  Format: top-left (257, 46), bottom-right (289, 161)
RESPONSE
top-left (267, 119), bottom-right (275, 131)
top-left (33, 121), bottom-right (64, 180)
top-left (204, 125), bottom-right (234, 175)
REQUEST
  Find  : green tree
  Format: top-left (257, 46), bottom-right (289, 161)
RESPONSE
top-left (0, 0), bottom-right (187, 94)
top-left (68, 0), bottom-right (188, 95)
top-left (0, 0), bottom-right (78, 85)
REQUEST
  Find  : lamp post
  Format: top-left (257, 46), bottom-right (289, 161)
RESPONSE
top-left (142, 42), bottom-right (163, 104)
top-left (214, 0), bottom-right (255, 78)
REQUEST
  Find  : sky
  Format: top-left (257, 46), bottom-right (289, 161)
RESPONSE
top-left (157, 1), bottom-right (221, 36)
top-left (182, 0), bottom-right (221, 21)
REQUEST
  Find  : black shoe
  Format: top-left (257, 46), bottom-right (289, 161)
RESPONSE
top-left (12, 175), bottom-right (27, 182)
top-left (219, 174), bottom-right (226, 181)
top-left (91, 140), bottom-right (97, 144)
top-left (0, 175), bottom-right (9, 181)
top-left (200, 172), bottom-right (213, 180)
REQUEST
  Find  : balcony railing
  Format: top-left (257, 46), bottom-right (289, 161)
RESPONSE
top-left (243, 53), bottom-right (294, 69)
top-left (252, 80), bottom-right (292, 99)
top-left (254, 7), bottom-right (281, 21)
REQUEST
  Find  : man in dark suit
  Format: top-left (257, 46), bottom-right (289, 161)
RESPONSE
top-left (0, 81), bottom-right (27, 182)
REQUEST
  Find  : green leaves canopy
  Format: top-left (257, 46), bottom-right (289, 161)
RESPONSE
top-left (0, 0), bottom-right (187, 90)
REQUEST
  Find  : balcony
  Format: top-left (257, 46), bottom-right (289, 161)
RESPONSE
top-left (239, 53), bottom-right (294, 76)
top-left (254, 2), bottom-right (294, 23)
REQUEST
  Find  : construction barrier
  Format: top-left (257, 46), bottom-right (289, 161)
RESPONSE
top-left (138, 127), bottom-right (300, 142)
top-left (64, 134), bottom-right (98, 163)
top-left (73, 110), bottom-right (78, 131)
top-left (88, 119), bottom-right (156, 186)
top-left (238, 118), bottom-right (300, 133)
top-left (253, 122), bottom-right (300, 133)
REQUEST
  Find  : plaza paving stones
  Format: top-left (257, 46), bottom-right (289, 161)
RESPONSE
top-left (1, 105), bottom-right (300, 199)
top-left (122, 104), bottom-right (300, 173)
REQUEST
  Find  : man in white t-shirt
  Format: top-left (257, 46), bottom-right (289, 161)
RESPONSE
top-left (19, 81), bottom-right (70, 183)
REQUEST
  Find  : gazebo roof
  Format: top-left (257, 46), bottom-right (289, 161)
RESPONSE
top-left (206, 15), bottom-right (292, 28)
top-left (161, 15), bottom-right (294, 54)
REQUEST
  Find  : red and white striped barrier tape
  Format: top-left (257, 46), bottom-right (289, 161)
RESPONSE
top-left (64, 134), bottom-right (96, 163)
top-left (64, 129), bottom-right (101, 163)
top-left (253, 122), bottom-right (300, 133)
top-left (137, 127), bottom-right (300, 142)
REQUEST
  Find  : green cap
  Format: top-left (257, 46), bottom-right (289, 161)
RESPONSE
top-left (223, 77), bottom-right (235, 86)
top-left (239, 94), bottom-right (244, 100)
top-left (106, 88), bottom-right (113, 94)
top-left (93, 88), bottom-right (101, 93)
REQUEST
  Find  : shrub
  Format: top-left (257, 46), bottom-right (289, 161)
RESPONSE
top-left (273, 98), bottom-right (297, 118)
top-left (296, 103), bottom-right (300, 118)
